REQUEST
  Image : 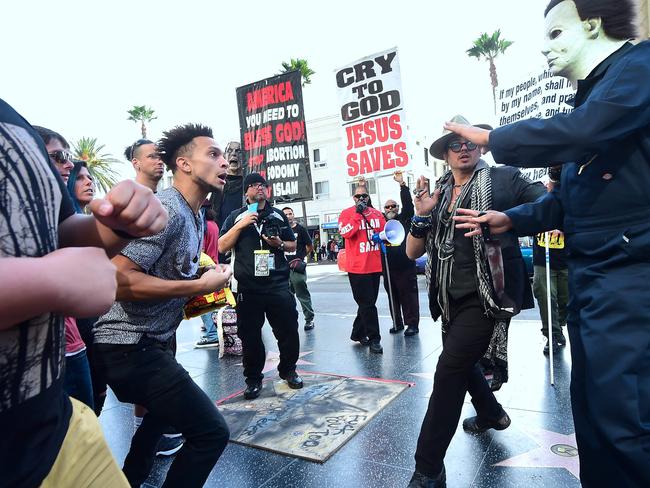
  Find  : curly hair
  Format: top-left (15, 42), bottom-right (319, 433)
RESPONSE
top-left (544, 0), bottom-right (638, 40)
top-left (156, 123), bottom-right (213, 172)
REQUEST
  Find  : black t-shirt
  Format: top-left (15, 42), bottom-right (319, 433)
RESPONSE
top-left (532, 231), bottom-right (567, 270)
top-left (285, 222), bottom-right (312, 261)
top-left (221, 203), bottom-right (296, 293)
top-left (0, 98), bottom-right (75, 487)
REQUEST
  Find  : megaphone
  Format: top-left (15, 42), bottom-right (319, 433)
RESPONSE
top-left (378, 219), bottom-right (405, 246)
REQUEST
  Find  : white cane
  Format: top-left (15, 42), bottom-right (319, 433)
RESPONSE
top-left (545, 232), bottom-right (555, 386)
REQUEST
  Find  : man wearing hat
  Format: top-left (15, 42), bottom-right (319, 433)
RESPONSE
top-left (404, 115), bottom-right (545, 487)
top-left (219, 173), bottom-right (303, 400)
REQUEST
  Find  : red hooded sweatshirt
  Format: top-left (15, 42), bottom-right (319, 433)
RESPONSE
top-left (338, 205), bottom-right (385, 274)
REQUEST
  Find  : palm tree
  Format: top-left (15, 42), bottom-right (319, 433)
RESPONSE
top-left (72, 137), bottom-right (123, 194)
top-left (280, 58), bottom-right (315, 87)
top-left (467, 30), bottom-right (514, 114)
top-left (127, 105), bottom-right (157, 138)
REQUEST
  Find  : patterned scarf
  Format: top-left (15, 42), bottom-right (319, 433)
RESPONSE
top-left (424, 161), bottom-right (509, 384)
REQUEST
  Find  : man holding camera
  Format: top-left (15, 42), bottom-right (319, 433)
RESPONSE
top-left (219, 173), bottom-right (303, 399)
top-left (338, 182), bottom-right (386, 353)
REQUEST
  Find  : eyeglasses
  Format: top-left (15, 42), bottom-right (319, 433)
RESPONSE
top-left (384, 204), bottom-right (397, 209)
top-left (448, 141), bottom-right (478, 153)
top-left (354, 193), bottom-right (369, 200)
top-left (48, 150), bottom-right (73, 165)
top-left (247, 183), bottom-right (267, 190)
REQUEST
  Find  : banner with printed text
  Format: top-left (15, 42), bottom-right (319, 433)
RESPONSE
top-left (335, 47), bottom-right (410, 179)
top-left (236, 70), bottom-right (313, 202)
top-left (497, 69), bottom-right (575, 182)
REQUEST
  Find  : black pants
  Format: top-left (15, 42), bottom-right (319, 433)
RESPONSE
top-left (383, 264), bottom-right (420, 328)
top-left (414, 293), bottom-right (504, 477)
top-left (236, 288), bottom-right (299, 384)
top-left (348, 272), bottom-right (381, 342)
top-left (94, 338), bottom-right (229, 488)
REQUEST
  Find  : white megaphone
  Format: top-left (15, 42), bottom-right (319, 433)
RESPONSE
top-left (379, 219), bottom-right (405, 246)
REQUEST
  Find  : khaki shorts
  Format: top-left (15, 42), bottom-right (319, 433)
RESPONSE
top-left (41, 397), bottom-right (128, 487)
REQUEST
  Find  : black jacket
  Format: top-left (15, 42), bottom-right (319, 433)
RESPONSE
top-left (428, 162), bottom-right (545, 320)
top-left (385, 184), bottom-right (415, 270)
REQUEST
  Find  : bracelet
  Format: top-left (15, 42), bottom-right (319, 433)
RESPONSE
top-left (409, 224), bottom-right (429, 239)
top-left (411, 215), bottom-right (432, 229)
top-left (112, 228), bottom-right (137, 240)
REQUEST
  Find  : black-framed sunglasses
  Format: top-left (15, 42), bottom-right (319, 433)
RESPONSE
top-left (354, 193), bottom-right (369, 200)
top-left (48, 150), bottom-right (73, 165)
top-left (448, 141), bottom-right (478, 153)
top-left (384, 204), bottom-right (397, 209)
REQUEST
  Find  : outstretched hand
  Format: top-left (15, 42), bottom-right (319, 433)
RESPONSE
top-left (453, 208), bottom-right (513, 237)
top-left (413, 175), bottom-right (440, 216)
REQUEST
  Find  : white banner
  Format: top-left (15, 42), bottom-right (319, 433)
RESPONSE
top-left (334, 47), bottom-right (410, 179)
top-left (497, 68), bottom-right (575, 181)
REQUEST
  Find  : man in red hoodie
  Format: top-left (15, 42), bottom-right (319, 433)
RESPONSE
top-left (338, 182), bottom-right (386, 353)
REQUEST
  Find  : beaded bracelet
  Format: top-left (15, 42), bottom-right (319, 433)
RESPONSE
top-left (409, 224), bottom-right (429, 239)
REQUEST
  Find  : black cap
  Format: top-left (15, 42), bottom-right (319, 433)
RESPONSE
top-left (243, 172), bottom-right (268, 189)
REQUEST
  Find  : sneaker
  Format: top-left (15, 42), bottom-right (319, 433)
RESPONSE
top-left (304, 321), bottom-right (315, 331)
top-left (543, 337), bottom-right (560, 355)
top-left (155, 435), bottom-right (184, 456)
top-left (195, 336), bottom-right (219, 348)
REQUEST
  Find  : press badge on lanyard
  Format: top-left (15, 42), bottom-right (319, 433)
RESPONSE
top-left (253, 221), bottom-right (275, 276)
top-left (254, 250), bottom-right (270, 276)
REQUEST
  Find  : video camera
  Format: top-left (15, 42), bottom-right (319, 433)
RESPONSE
top-left (261, 216), bottom-right (281, 238)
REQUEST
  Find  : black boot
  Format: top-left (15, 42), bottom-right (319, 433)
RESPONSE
top-left (407, 466), bottom-right (446, 487)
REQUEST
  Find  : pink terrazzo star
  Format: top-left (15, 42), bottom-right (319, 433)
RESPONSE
top-left (238, 350), bottom-right (315, 374)
top-left (495, 426), bottom-right (580, 479)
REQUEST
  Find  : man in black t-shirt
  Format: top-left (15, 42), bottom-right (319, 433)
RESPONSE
top-left (283, 207), bottom-right (315, 331)
top-left (0, 98), bottom-right (166, 487)
top-left (220, 173), bottom-right (302, 400)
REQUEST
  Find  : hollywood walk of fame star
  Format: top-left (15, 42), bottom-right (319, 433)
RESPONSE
top-left (495, 426), bottom-right (580, 479)
top-left (238, 350), bottom-right (315, 374)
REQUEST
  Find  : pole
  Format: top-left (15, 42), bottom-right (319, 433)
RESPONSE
top-left (382, 244), bottom-right (398, 330)
top-left (545, 232), bottom-right (555, 386)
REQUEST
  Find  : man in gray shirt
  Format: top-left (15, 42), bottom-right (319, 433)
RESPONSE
top-left (93, 123), bottom-right (233, 487)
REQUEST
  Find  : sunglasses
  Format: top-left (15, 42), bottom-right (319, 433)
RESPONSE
top-left (448, 141), bottom-right (478, 153)
top-left (354, 193), bottom-right (369, 199)
top-left (384, 204), bottom-right (397, 209)
top-left (48, 150), bottom-right (73, 165)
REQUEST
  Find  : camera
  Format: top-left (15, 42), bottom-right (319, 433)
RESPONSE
top-left (261, 217), bottom-right (281, 238)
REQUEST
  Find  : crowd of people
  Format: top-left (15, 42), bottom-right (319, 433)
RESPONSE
top-left (1, 1), bottom-right (649, 487)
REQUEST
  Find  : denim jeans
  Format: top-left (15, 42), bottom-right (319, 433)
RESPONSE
top-left (63, 349), bottom-right (94, 410)
top-left (200, 312), bottom-right (218, 341)
top-left (94, 338), bottom-right (229, 487)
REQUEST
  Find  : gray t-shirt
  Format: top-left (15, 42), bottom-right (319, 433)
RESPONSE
top-left (94, 187), bottom-right (204, 344)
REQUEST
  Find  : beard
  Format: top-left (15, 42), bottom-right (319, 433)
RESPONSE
top-left (385, 211), bottom-right (398, 220)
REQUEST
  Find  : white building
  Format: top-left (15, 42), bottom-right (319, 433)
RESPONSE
top-left (281, 114), bottom-right (447, 246)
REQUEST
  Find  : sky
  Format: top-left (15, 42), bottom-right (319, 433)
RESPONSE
top-left (2, 0), bottom-right (553, 180)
